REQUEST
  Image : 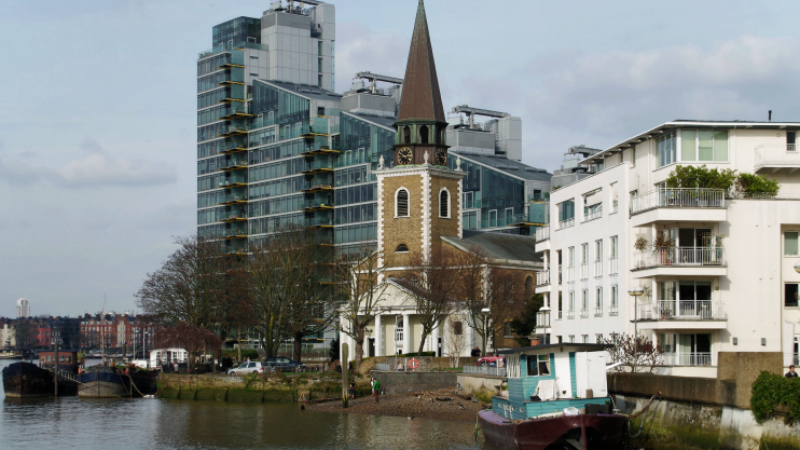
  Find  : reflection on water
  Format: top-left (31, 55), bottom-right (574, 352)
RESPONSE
top-left (1, 360), bottom-right (482, 450)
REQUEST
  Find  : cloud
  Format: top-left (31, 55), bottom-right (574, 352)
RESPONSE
top-left (54, 153), bottom-right (177, 187)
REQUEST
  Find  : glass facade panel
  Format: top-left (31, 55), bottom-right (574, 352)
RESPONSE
top-left (681, 130), bottom-right (696, 161)
top-left (787, 232), bottom-right (799, 256)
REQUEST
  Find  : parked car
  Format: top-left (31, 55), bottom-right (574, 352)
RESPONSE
top-left (262, 357), bottom-right (306, 372)
top-left (228, 361), bottom-right (263, 376)
top-left (476, 355), bottom-right (505, 368)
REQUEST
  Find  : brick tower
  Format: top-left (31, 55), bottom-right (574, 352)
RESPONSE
top-left (376, 0), bottom-right (465, 269)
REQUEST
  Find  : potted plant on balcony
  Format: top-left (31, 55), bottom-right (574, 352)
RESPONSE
top-left (650, 233), bottom-right (676, 265)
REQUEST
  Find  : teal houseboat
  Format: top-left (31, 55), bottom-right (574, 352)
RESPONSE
top-left (478, 343), bottom-right (628, 450)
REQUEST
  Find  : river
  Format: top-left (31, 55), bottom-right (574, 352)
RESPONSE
top-left (0, 360), bottom-right (483, 450)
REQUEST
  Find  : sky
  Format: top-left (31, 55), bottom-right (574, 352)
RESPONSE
top-left (1, 0), bottom-right (799, 317)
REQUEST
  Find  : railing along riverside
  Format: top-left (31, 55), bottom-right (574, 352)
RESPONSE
top-left (536, 271), bottom-right (550, 286)
top-left (635, 300), bottom-right (726, 321)
top-left (462, 365), bottom-right (507, 377)
top-left (609, 258), bottom-right (619, 274)
top-left (375, 363), bottom-right (392, 371)
top-left (558, 218), bottom-right (574, 230)
top-left (536, 226), bottom-right (550, 242)
top-left (633, 247), bottom-right (725, 269)
top-left (661, 353), bottom-right (712, 367)
top-left (630, 188), bottom-right (726, 215)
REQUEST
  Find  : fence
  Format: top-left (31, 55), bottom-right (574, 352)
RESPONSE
top-left (535, 226), bottom-right (550, 242)
top-left (661, 353), bottom-right (712, 367)
top-left (462, 365), bottom-right (507, 377)
top-left (536, 271), bottom-right (550, 286)
top-left (634, 247), bottom-right (725, 269)
top-left (636, 300), bottom-right (726, 321)
top-left (558, 218), bottom-right (574, 230)
top-left (630, 188), bottom-right (726, 215)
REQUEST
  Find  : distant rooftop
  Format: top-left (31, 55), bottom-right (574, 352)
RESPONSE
top-left (259, 80), bottom-right (342, 101)
top-left (442, 230), bottom-right (542, 264)
top-left (453, 151), bottom-right (552, 182)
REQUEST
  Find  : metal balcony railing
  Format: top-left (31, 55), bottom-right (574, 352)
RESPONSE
top-left (594, 260), bottom-right (603, 276)
top-left (535, 226), bottom-right (550, 242)
top-left (536, 271), bottom-right (550, 287)
top-left (754, 144), bottom-right (800, 169)
top-left (636, 300), bottom-right (726, 321)
top-left (609, 258), bottom-right (619, 274)
top-left (609, 303), bottom-right (619, 316)
top-left (536, 311), bottom-right (550, 328)
top-left (567, 267), bottom-right (575, 282)
top-left (661, 353), bottom-right (712, 367)
top-left (633, 247), bottom-right (726, 270)
top-left (580, 264), bottom-right (589, 279)
top-left (583, 207), bottom-right (602, 222)
top-left (566, 310), bottom-right (575, 319)
top-left (580, 309), bottom-right (589, 318)
top-left (558, 218), bottom-right (574, 230)
top-left (630, 188), bottom-right (726, 215)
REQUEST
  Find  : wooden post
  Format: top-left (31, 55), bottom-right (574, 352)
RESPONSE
top-left (54, 340), bottom-right (59, 397)
top-left (341, 343), bottom-right (349, 409)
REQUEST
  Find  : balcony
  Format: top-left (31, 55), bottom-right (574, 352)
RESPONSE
top-left (223, 230), bottom-right (249, 240)
top-left (754, 144), bottom-right (800, 173)
top-left (609, 303), bottom-right (619, 316)
top-left (594, 307), bottom-right (603, 317)
top-left (301, 145), bottom-right (339, 156)
top-left (301, 202), bottom-right (334, 212)
top-left (220, 194), bottom-right (248, 205)
top-left (630, 188), bottom-right (726, 227)
top-left (583, 207), bottom-right (602, 223)
top-left (535, 226), bottom-right (550, 242)
top-left (308, 218), bottom-right (333, 228)
top-left (301, 161), bottom-right (334, 175)
top-left (535, 311), bottom-right (551, 329)
top-left (632, 247), bottom-right (726, 278)
top-left (536, 271), bottom-right (550, 287)
top-left (219, 213), bottom-right (247, 223)
top-left (558, 218), bottom-right (574, 230)
top-left (609, 258), bottom-right (619, 274)
top-left (580, 264), bottom-right (589, 280)
top-left (218, 125), bottom-right (248, 138)
top-left (635, 300), bottom-right (727, 330)
top-left (221, 159), bottom-right (248, 171)
top-left (661, 353), bottom-right (712, 367)
top-left (594, 260), bottom-right (603, 277)
top-left (301, 182), bottom-right (334, 193)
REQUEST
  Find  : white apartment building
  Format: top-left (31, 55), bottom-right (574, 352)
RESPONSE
top-left (535, 120), bottom-right (800, 378)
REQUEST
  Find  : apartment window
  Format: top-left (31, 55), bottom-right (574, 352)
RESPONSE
top-left (581, 243), bottom-right (589, 265)
top-left (680, 129), bottom-right (728, 162)
top-left (610, 236), bottom-right (618, 259)
top-left (657, 132), bottom-right (677, 168)
top-left (786, 283), bottom-right (799, 308)
top-left (785, 232), bottom-right (799, 256)
top-left (464, 191), bottom-right (474, 209)
top-left (581, 289), bottom-right (588, 312)
top-left (596, 334), bottom-right (604, 343)
top-left (569, 335), bottom-right (575, 343)
top-left (558, 293), bottom-right (563, 319)
top-left (788, 131), bottom-right (797, 151)
top-left (504, 323), bottom-right (513, 338)
top-left (463, 211), bottom-right (477, 230)
top-left (440, 189), bottom-right (450, 218)
top-left (396, 189), bottom-right (409, 217)
top-left (595, 240), bottom-right (603, 262)
top-left (582, 335), bottom-right (589, 343)
top-left (569, 292), bottom-right (575, 313)
top-left (505, 207), bottom-right (514, 224)
top-left (568, 247), bottom-right (575, 267)
top-left (595, 287), bottom-right (603, 312)
top-left (611, 285), bottom-right (619, 313)
top-left (489, 210), bottom-right (497, 227)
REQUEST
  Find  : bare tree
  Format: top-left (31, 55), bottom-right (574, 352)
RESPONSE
top-left (154, 322), bottom-right (221, 370)
top-left (248, 226), bottom-right (337, 360)
top-left (335, 247), bottom-right (389, 371)
top-left (402, 246), bottom-right (463, 356)
top-left (445, 316), bottom-right (467, 367)
top-left (135, 236), bottom-right (243, 330)
top-left (602, 333), bottom-right (663, 373)
top-left (455, 248), bottom-right (525, 355)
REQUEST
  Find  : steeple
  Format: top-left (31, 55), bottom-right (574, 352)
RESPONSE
top-left (397, 0), bottom-right (446, 123)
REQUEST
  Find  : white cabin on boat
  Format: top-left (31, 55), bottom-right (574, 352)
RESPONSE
top-left (493, 343), bottom-right (612, 420)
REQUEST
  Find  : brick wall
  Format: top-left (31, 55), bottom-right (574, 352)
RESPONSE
top-left (371, 370), bottom-right (459, 395)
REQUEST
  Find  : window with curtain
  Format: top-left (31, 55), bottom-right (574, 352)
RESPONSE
top-left (680, 129), bottom-right (728, 162)
top-left (785, 232), bottom-right (799, 256)
top-left (440, 189), bottom-right (450, 218)
top-left (396, 189), bottom-right (409, 217)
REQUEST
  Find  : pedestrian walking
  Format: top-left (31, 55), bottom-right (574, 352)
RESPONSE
top-left (371, 377), bottom-right (381, 403)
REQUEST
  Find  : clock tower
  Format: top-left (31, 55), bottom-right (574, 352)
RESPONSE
top-left (375, 0), bottom-right (465, 269)
top-left (393, 0), bottom-right (449, 168)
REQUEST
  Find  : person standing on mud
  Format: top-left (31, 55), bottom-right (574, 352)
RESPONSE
top-left (371, 377), bottom-right (381, 403)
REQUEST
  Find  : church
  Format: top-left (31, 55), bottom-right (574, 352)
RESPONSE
top-left (339, 0), bottom-right (545, 363)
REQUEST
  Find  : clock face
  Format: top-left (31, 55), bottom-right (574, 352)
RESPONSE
top-left (435, 148), bottom-right (447, 166)
top-left (398, 147), bottom-right (413, 165)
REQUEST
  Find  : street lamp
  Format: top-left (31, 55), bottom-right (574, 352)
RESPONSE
top-left (628, 287), bottom-right (645, 341)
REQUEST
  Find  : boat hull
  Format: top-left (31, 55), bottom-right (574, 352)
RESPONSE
top-left (2, 362), bottom-right (79, 398)
top-left (78, 369), bottom-right (131, 398)
top-left (478, 410), bottom-right (628, 450)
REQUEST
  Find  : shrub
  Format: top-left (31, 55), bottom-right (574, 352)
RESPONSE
top-left (666, 165), bottom-right (736, 190)
top-left (751, 371), bottom-right (800, 424)
top-left (735, 173), bottom-right (780, 197)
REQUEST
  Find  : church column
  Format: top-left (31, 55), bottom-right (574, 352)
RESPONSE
top-left (402, 313), bottom-right (411, 354)
top-left (375, 314), bottom-right (382, 357)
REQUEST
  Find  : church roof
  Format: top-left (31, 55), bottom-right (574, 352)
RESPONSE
top-left (397, 0), bottom-right (447, 123)
top-left (442, 230), bottom-right (543, 265)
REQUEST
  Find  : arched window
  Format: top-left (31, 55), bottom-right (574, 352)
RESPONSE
top-left (420, 125), bottom-right (429, 144)
top-left (396, 244), bottom-right (409, 253)
top-left (525, 276), bottom-right (533, 298)
top-left (396, 188), bottom-right (410, 217)
top-left (403, 126), bottom-right (411, 144)
top-left (439, 189), bottom-right (450, 218)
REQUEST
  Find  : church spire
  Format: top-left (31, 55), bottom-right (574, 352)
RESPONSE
top-left (397, 0), bottom-right (446, 123)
